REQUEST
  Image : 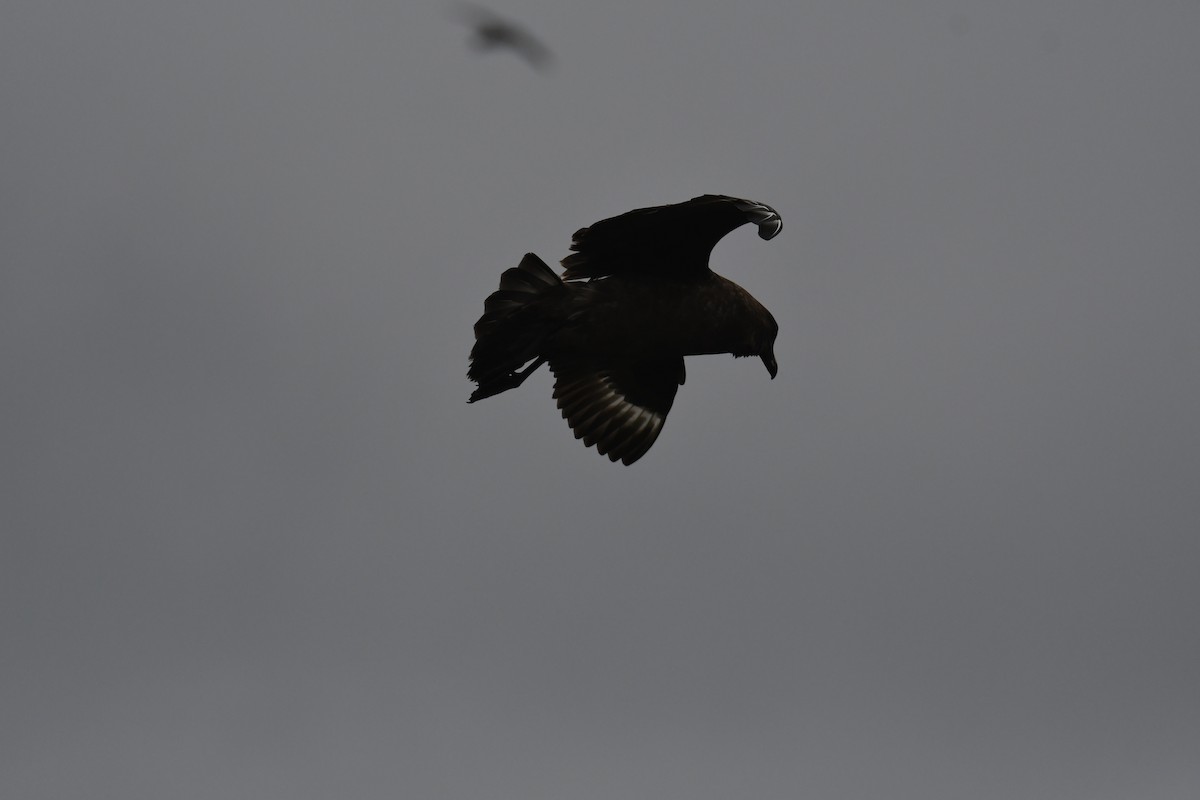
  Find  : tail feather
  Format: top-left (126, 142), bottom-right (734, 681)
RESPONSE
top-left (468, 253), bottom-right (564, 402)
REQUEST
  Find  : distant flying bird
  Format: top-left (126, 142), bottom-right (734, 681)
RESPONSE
top-left (454, 4), bottom-right (553, 70)
top-left (468, 194), bottom-right (782, 465)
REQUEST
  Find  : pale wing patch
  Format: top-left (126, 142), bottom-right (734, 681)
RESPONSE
top-left (732, 198), bottom-right (783, 240)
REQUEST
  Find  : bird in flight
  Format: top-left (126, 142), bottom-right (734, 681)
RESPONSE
top-left (468, 194), bottom-right (782, 465)
top-left (453, 4), bottom-right (553, 71)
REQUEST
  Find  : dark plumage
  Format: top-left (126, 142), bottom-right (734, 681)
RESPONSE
top-left (454, 4), bottom-right (553, 71)
top-left (468, 194), bottom-right (782, 465)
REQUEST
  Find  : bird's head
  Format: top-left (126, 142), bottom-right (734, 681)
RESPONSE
top-left (761, 347), bottom-right (778, 379)
top-left (759, 313), bottom-right (779, 379)
top-left (736, 298), bottom-right (779, 379)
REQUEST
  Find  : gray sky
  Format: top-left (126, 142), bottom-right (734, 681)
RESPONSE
top-left (3, 1), bottom-right (1199, 797)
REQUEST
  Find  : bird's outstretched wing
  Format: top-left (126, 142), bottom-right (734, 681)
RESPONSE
top-left (454, 4), bottom-right (554, 70)
top-left (560, 194), bottom-right (782, 282)
top-left (550, 358), bottom-right (686, 465)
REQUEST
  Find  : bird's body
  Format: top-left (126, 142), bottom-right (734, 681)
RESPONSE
top-left (454, 4), bottom-right (553, 70)
top-left (468, 194), bottom-right (781, 465)
top-left (547, 272), bottom-right (776, 363)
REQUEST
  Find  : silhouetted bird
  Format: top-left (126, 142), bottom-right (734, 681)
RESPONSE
top-left (468, 194), bottom-right (782, 465)
top-left (454, 4), bottom-right (553, 71)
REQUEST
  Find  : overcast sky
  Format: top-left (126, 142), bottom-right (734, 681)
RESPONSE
top-left (3, 2), bottom-right (1199, 798)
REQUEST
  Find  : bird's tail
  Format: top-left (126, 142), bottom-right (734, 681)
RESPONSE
top-left (468, 253), bottom-right (565, 402)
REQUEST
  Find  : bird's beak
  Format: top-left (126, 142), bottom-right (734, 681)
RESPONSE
top-left (761, 351), bottom-right (778, 379)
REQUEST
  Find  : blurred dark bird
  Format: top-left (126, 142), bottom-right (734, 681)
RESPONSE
top-left (454, 4), bottom-right (553, 70)
top-left (468, 194), bottom-right (782, 465)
